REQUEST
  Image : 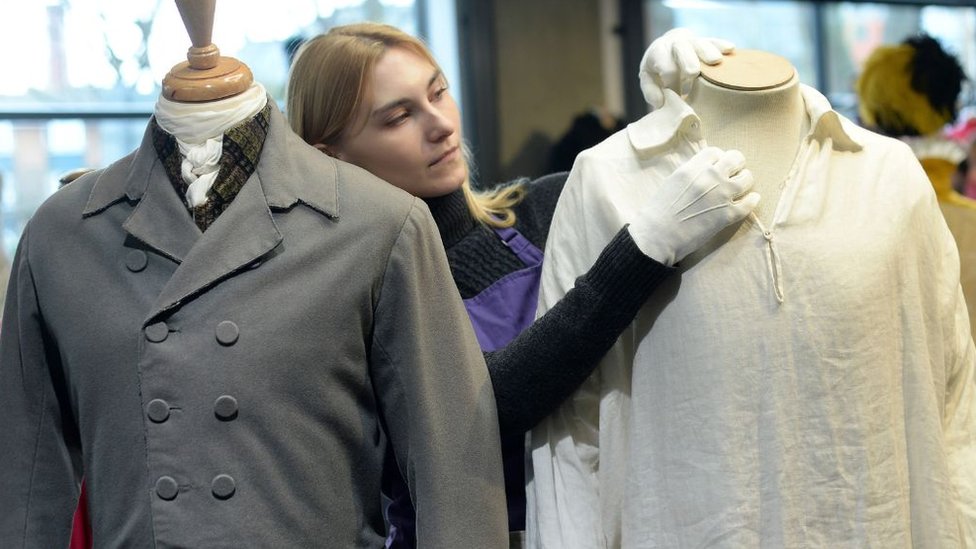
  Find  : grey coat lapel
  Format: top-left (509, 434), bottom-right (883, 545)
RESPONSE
top-left (85, 118), bottom-right (201, 264)
top-left (145, 171), bottom-right (282, 323)
top-left (122, 161), bottom-right (201, 264)
top-left (84, 101), bottom-right (331, 324)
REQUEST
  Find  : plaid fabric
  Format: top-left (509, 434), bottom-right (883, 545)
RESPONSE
top-left (151, 102), bottom-right (272, 231)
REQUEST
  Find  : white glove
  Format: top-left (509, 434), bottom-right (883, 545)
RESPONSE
top-left (628, 147), bottom-right (759, 266)
top-left (639, 28), bottom-right (735, 109)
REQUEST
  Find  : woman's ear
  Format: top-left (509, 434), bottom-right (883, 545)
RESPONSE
top-left (313, 143), bottom-right (342, 160)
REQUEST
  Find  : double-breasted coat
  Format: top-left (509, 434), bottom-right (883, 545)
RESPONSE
top-left (0, 103), bottom-right (508, 548)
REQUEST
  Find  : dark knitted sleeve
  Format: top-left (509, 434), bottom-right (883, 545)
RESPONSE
top-left (485, 225), bottom-right (674, 436)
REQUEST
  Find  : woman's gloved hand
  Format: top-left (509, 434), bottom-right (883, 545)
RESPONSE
top-left (628, 147), bottom-right (759, 266)
top-left (639, 28), bottom-right (735, 109)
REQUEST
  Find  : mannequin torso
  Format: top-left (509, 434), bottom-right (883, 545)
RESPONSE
top-left (687, 50), bottom-right (810, 226)
top-left (529, 45), bottom-right (976, 549)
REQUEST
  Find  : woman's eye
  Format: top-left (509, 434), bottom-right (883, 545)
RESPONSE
top-left (432, 86), bottom-right (448, 101)
top-left (385, 112), bottom-right (409, 126)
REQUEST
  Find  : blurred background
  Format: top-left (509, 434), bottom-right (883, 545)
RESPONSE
top-left (1, 0), bottom-right (975, 262)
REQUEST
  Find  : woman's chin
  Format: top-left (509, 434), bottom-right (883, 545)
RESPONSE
top-left (435, 174), bottom-right (467, 195)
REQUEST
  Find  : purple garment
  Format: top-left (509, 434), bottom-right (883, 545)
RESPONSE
top-left (385, 225), bottom-right (543, 547)
top-left (463, 225), bottom-right (544, 352)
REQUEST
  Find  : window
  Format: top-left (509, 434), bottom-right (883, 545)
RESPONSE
top-left (0, 0), bottom-right (458, 265)
top-left (644, 1), bottom-right (976, 119)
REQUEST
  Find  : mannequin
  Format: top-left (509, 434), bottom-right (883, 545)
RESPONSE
top-left (528, 46), bottom-right (976, 548)
top-left (688, 50), bottom-right (809, 226)
top-left (162, 0), bottom-right (252, 102)
top-left (69, 3), bottom-right (269, 544)
top-left (70, 4), bottom-right (270, 548)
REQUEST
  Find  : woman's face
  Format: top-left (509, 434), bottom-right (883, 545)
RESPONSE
top-left (330, 47), bottom-right (466, 198)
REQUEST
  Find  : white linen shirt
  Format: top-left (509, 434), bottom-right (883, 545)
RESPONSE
top-left (527, 87), bottom-right (976, 548)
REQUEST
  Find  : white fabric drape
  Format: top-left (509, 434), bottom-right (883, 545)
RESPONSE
top-left (528, 87), bottom-right (976, 548)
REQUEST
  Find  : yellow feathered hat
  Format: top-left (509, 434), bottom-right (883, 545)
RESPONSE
top-left (856, 36), bottom-right (964, 137)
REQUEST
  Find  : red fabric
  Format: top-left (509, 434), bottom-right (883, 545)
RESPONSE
top-left (69, 480), bottom-right (92, 549)
top-left (946, 115), bottom-right (976, 145)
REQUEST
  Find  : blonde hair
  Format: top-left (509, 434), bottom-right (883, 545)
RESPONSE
top-left (286, 22), bottom-right (523, 228)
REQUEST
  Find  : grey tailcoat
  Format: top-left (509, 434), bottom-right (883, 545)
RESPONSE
top-left (0, 103), bottom-right (507, 548)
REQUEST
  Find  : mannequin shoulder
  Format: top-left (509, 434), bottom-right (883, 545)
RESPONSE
top-left (281, 140), bottom-right (419, 224)
top-left (333, 157), bottom-right (415, 207)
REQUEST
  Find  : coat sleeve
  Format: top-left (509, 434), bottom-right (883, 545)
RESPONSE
top-left (0, 223), bottom-right (82, 547)
top-left (369, 199), bottom-right (508, 549)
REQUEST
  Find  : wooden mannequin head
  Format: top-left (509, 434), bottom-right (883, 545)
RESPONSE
top-left (699, 49), bottom-right (795, 91)
top-left (161, 0), bottom-right (253, 102)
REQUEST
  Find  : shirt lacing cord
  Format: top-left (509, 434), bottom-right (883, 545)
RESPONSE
top-left (752, 214), bottom-right (785, 304)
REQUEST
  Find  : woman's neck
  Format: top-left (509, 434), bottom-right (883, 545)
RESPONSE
top-left (687, 68), bottom-right (809, 226)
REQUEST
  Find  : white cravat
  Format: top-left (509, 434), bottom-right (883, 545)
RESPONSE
top-left (153, 83), bottom-right (267, 207)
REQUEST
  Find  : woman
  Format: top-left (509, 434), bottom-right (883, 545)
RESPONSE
top-left (286, 23), bottom-right (758, 546)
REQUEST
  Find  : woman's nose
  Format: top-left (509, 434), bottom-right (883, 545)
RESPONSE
top-left (426, 109), bottom-right (455, 142)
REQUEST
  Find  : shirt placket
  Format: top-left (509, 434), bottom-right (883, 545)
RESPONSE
top-left (685, 123), bottom-right (814, 305)
top-left (748, 140), bottom-right (812, 305)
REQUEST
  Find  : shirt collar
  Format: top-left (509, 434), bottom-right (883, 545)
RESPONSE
top-left (626, 89), bottom-right (700, 152)
top-left (626, 85), bottom-right (863, 154)
top-left (800, 85), bottom-right (862, 152)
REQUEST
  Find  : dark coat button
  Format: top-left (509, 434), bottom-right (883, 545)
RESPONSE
top-left (147, 399), bottom-right (170, 423)
top-left (155, 476), bottom-right (179, 500)
top-left (214, 395), bottom-right (238, 420)
top-left (215, 321), bottom-right (239, 346)
top-left (145, 322), bottom-right (169, 343)
top-left (211, 474), bottom-right (236, 499)
top-left (125, 250), bottom-right (148, 272)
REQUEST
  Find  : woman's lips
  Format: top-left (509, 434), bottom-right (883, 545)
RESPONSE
top-left (429, 146), bottom-right (459, 167)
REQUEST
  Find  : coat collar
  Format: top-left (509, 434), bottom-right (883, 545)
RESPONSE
top-left (253, 100), bottom-right (340, 218)
top-left (144, 167), bottom-right (282, 322)
top-left (80, 98), bottom-right (342, 324)
top-left (82, 98), bottom-right (339, 220)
